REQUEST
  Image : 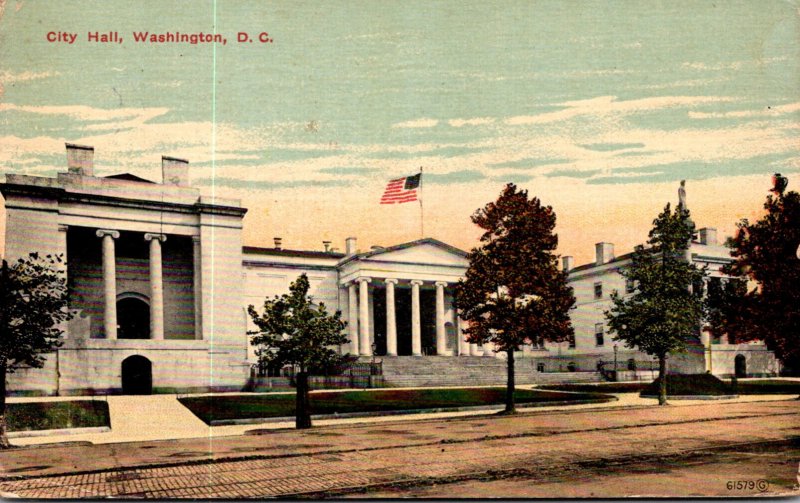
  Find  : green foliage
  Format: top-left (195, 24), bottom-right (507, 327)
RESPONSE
top-left (705, 277), bottom-right (754, 343)
top-left (718, 189), bottom-right (800, 369)
top-left (247, 274), bottom-right (349, 373)
top-left (179, 388), bottom-right (612, 424)
top-left (454, 183), bottom-right (576, 352)
top-left (0, 253), bottom-right (71, 372)
top-left (605, 204), bottom-right (706, 359)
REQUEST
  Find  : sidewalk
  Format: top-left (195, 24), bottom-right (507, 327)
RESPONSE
top-left (7, 388), bottom-right (797, 447)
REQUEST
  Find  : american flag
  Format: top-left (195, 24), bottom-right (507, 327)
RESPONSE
top-left (380, 173), bottom-right (421, 204)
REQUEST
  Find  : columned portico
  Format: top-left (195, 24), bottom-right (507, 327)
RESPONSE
top-left (358, 277), bottom-right (372, 356)
top-left (144, 233), bottom-right (167, 340)
top-left (96, 229), bottom-right (120, 340)
top-left (385, 279), bottom-right (398, 356)
top-left (410, 280), bottom-right (423, 356)
top-left (336, 238), bottom-right (469, 359)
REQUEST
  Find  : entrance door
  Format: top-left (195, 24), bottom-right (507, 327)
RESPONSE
top-left (122, 355), bottom-right (153, 395)
top-left (734, 354), bottom-right (747, 378)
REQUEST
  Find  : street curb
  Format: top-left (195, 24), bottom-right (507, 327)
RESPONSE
top-left (210, 396), bottom-right (617, 426)
top-left (640, 395), bottom-right (739, 400)
top-left (7, 426), bottom-right (111, 439)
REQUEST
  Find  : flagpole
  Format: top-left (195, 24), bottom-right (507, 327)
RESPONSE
top-left (419, 166), bottom-right (424, 239)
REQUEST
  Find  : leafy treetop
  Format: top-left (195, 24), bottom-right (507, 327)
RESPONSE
top-left (606, 204), bottom-right (706, 359)
top-left (455, 183), bottom-right (575, 352)
top-left (0, 253), bottom-right (71, 372)
top-left (247, 273), bottom-right (349, 373)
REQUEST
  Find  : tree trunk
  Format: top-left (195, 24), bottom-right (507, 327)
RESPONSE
top-left (0, 364), bottom-right (10, 449)
top-left (658, 355), bottom-right (668, 406)
top-left (504, 348), bottom-right (516, 414)
top-left (295, 371), bottom-right (312, 429)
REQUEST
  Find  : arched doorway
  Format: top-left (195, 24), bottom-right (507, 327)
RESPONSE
top-left (122, 355), bottom-right (152, 395)
top-left (117, 295), bottom-right (150, 339)
top-left (735, 354), bottom-right (747, 378)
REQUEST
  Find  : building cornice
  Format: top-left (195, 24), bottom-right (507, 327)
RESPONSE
top-left (1, 181), bottom-right (247, 217)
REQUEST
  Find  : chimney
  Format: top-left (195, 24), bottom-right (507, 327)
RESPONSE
top-left (323, 241), bottom-right (332, 252)
top-left (162, 156), bottom-right (189, 186)
top-left (698, 228), bottom-right (717, 246)
top-left (562, 256), bottom-right (574, 272)
top-left (273, 237), bottom-right (282, 250)
top-left (66, 143), bottom-right (94, 176)
top-left (345, 237), bottom-right (357, 255)
top-left (595, 242), bottom-right (615, 266)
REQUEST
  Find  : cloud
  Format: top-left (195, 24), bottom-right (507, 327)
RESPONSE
top-left (392, 118), bottom-right (439, 129)
top-left (0, 103), bottom-right (169, 123)
top-left (688, 102), bottom-right (800, 119)
top-left (448, 117), bottom-right (495, 128)
top-left (505, 95), bottom-right (736, 126)
top-left (0, 71), bottom-right (60, 84)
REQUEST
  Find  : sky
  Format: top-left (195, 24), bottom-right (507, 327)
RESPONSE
top-left (0, 0), bottom-right (798, 265)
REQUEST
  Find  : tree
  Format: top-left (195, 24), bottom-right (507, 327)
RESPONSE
top-left (247, 274), bottom-right (349, 429)
top-left (717, 183), bottom-right (800, 373)
top-left (605, 204), bottom-right (706, 405)
top-left (0, 253), bottom-right (71, 448)
top-left (454, 183), bottom-right (575, 414)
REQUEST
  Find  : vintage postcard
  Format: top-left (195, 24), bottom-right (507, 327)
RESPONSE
top-left (0, 0), bottom-right (798, 499)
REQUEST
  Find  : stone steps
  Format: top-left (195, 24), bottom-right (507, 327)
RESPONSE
top-left (377, 356), bottom-right (604, 387)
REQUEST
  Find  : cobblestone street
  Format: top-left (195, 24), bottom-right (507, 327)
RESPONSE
top-left (1, 399), bottom-right (798, 498)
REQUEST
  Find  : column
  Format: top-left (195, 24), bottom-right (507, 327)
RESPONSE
top-left (457, 314), bottom-right (470, 356)
top-left (192, 236), bottom-right (202, 340)
top-left (410, 280), bottom-right (423, 356)
top-left (484, 340), bottom-right (496, 357)
top-left (385, 279), bottom-right (398, 356)
top-left (470, 342), bottom-right (481, 356)
top-left (435, 281), bottom-right (447, 355)
top-left (358, 277), bottom-right (372, 356)
top-left (347, 282), bottom-right (359, 355)
top-left (96, 229), bottom-right (120, 340)
top-left (145, 233), bottom-right (167, 340)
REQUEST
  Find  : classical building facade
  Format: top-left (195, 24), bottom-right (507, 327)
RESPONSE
top-left (1, 145), bottom-right (779, 395)
top-left (2, 145), bottom-right (249, 395)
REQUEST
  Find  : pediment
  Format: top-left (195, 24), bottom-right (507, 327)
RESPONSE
top-left (363, 240), bottom-right (467, 267)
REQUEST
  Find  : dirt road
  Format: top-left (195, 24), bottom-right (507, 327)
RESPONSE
top-left (0, 399), bottom-right (797, 498)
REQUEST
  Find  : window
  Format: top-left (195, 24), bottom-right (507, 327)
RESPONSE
top-left (625, 278), bottom-right (635, 294)
top-left (567, 362), bottom-right (577, 372)
top-left (595, 323), bottom-right (605, 347)
top-left (537, 363), bottom-right (545, 373)
top-left (568, 334), bottom-right (576, 349)
top-left (594, 282), bottom-right (603, 299)
top-left (627, 358), bottom-right (637, 371)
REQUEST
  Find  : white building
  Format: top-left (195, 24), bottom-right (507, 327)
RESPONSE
top-left (555, 234), bottom-right (780, 378)
top-left (1, 145), bottom-right (779, 395)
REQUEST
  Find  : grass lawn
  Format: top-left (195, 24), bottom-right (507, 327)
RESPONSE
top-left (541, 377), bottom-right (800, 396)
top-left (736, 379), bottom-right (800, 394)
top-left (7, 400), bottom-right (110, 432)
top-left (538, 383), bottom-right (648, 393)
top-left (640, 373), bottom-right (733, 396)
top-left (179, 388), bottom-right (613, 424)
